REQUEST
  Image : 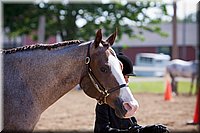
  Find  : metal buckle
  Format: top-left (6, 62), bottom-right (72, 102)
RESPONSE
top-left (97, 91), bottom-right (109, 105)
top-left (97, 100), bottom-right (104, 105)
top-left (85, 57), bottom-right (90, 64)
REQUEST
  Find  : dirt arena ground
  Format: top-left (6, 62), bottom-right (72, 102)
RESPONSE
top-left (33, 90), bottom-right (199, 133)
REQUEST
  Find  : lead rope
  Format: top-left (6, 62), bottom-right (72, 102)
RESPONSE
top-left (129, 118), bottom-right (135, 126)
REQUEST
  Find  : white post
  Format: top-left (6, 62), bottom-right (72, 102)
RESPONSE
top-left (38, 15), bottom-right (46, 43)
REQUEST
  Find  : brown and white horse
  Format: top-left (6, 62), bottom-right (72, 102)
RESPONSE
top-left (2, 29), bottom-right (138, 132)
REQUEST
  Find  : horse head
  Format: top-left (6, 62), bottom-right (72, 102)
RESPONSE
top-left (80, 29), bottom-right (139, 118)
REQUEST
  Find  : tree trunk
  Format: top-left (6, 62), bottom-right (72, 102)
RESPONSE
top-left (172, 1), bottom-right (178, 59)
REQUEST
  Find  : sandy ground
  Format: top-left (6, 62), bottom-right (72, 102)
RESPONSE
top-left (33, 90), bottom-right (199, 133)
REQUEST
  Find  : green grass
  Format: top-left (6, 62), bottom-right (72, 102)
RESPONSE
top-left (129, 80), bottom-right (196, 94)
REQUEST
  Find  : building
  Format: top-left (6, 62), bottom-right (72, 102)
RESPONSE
top-left (113, 23), bottom-right (197, 64)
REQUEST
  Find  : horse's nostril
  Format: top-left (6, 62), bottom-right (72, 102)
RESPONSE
top-left (123, 102), bottom-right (132, 111)
top-left (123, 101), bottom-right (139, 118)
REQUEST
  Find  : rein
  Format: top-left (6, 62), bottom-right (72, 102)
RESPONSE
top-left (85, 42), bottom-right (127, 105)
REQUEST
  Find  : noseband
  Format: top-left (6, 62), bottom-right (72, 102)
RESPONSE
top-left (85, 42), bottom-right (127, 105)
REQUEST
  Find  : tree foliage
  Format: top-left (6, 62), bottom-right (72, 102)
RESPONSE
top-left (4, 2), bottom-right (169, 42)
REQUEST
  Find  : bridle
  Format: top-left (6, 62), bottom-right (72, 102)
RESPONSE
top-left (84, 42), bottom-right (127, 105)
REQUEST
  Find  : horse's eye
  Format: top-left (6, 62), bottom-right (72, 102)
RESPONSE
top-left (100, 67), bottom-right (108, 73)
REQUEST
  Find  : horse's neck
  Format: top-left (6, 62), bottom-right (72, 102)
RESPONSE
top-left (13, 44), bottom-right (88, 112)
top-left (42, 44), bottom-right (88, 111)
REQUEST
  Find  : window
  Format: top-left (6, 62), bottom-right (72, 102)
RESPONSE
top-left (140, 57), bottom-right (153, 64)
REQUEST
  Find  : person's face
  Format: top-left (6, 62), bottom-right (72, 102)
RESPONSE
top-left (119, 60), bottom-right (129, 84)
top-left (124, 75), bottom-right (129, 84)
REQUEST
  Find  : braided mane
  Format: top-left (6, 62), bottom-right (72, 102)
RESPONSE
top-left (1, 40), bottom-right (84, 54)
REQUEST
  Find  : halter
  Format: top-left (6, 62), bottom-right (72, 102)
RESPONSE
top-left (85, 42), bottom-right (127, 105)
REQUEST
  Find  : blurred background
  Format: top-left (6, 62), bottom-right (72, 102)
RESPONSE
top-left (2, 0), bottom-right (198, 60)
top-left (1, 0), bottom-right (199, 132)
top-left (2, 0), bottom-right (199, 75)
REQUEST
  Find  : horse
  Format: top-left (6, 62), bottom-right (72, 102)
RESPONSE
top-left (166, 59), bottom-right (198, 95)
top-left (2, 29), bottom-right (139, 132)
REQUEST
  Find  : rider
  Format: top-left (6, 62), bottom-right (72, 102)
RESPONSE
top-left (94, 53), bottom-right (169, 133)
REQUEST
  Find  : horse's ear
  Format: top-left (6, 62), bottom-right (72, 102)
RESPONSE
top-left (106, 29), bottom-right (117, 46)
top-left (94, 29), bottom-right (102, 48)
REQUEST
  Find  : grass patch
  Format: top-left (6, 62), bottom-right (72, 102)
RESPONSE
top-left (129, 80), bottom-right (196, 94)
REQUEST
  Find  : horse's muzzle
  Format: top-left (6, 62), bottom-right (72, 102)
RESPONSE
top-left (123, 101), bottom-right (138, 118)
top-left (114, 97), bottom-right (138, 118)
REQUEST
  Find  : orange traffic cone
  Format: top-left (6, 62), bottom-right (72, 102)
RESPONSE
top-left (164, 79), bottom-right (172, 101)
top-left (187, 89), bottom-right (200, 125)
top-left (193, 90), bottom-right (200, 124)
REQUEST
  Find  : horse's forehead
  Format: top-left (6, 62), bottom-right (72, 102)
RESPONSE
top-left (106, 48), bottom-right (121, 67)
top-left (95, 46), bottom-right (117, 63)
top-left (105, 47), bottom-right (116, 57)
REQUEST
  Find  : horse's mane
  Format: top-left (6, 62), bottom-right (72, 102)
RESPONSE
top-left (1, 40), bottom-right (84, 54)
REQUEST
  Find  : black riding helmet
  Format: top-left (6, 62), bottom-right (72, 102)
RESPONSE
top-left (117, 53), bottom-right (136, 76)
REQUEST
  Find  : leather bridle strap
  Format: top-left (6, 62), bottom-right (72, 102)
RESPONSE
top-left (107, 84), bottom-right (127, 94)
top-left (85, 42), bottom-right (127, 104)
top-left (85, 42), bottom-right (108, 95)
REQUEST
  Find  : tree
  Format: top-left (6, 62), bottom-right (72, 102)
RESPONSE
top-left (4, 2), bottom-right (169, 42)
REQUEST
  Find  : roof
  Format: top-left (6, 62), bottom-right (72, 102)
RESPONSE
top-left (114, 23), bottom-right (197, 47)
